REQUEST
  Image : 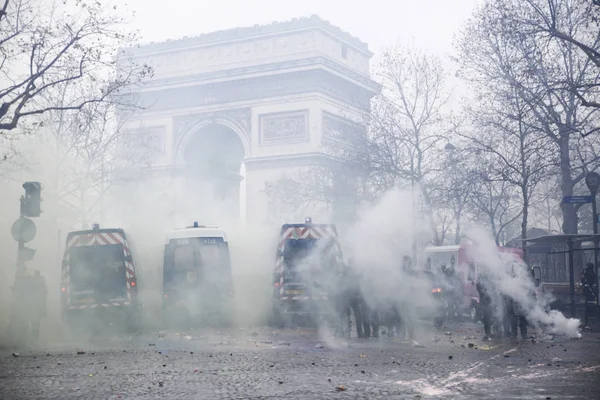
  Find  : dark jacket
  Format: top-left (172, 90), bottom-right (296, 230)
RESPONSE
top-left (581, 269), bottom-right (597, 302)
top-left (476, 280), bottom-right (492, 306)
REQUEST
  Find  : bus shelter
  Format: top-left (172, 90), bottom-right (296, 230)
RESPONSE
top-left (523, 234), bottom-right (600, 319)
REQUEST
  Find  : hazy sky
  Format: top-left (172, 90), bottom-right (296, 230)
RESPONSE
top-left (126, 0), bottom-right (482, 61)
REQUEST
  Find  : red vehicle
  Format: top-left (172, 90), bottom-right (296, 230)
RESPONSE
top-left (424, 244), bottom-right (524, 321)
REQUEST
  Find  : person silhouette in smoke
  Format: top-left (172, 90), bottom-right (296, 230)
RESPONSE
top-left (396, 257), bottom-right (416, 340)
top-left (332, 260), bottom-right (365, 338)
top-left (355, 259), bottom-right (380, 339)
top-left (442, 265), bottom-right (461, 322)
top-left (506, 266), bottom-right (528, 340)
top-left (499, 294), bottom-right (513, 338)
top-left (476, 271), bottom-right (493, 341)
top-left (581, 263), bottom-right (597, 329)
top-left (362, 298), bottom-right (380, 339)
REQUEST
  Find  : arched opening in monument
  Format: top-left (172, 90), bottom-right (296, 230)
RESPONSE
top-left (183, 124), bottom-right (246, 219)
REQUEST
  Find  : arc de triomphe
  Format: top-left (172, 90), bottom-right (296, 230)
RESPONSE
top-left (121, 16), bottom-right (380, 227)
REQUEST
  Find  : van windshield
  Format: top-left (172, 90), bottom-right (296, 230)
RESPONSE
top-left (69, 244), bottom-right (127, 301)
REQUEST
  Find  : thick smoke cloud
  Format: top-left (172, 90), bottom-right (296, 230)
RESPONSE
top-left (0, 156), bottom-right (583, 349)
top-left (464, 225), bottom-right (581, 339)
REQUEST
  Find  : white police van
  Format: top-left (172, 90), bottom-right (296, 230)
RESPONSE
top-left (162, 222), bottom-right (234, 328)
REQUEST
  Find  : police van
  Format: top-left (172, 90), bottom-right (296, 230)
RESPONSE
top-left (270, 218), bottom-right (344, 326)
top-left (60, 224), bottom-right (142, 334)
top-left (162, 222), bottom-right (234, 328)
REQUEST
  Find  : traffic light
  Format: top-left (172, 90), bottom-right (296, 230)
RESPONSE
top-left (22, 181), bottom-right (42, 217)
top-left (18, 247), bottom-right (36, 262)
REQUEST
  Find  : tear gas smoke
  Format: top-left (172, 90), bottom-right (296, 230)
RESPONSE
top-left (464, 225), bottom-right (581, 339)
top-left (342, 188), bottom-right (440, 326)
top-left (285, 188), bottom-right (443, 343)
top-left (108, 176), bottom-right (278, 330)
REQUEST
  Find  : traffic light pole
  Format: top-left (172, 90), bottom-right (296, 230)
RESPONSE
top-left (15, 196), bottom-right (26, 279)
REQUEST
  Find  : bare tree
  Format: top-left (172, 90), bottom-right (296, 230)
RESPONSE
top-left (0, 0), bottom-right (151, 133)
top-left (458, 0), bottom-right (600, 235)
top-left (435, 144), bottom-right (482, 244)
top-left (265, 45), bottom-right (455, 238)
top-left (360, 45), bottom-right (454, 240)
top-left (468, 165), bottom-right (523, 245)
top-left (500, 0), bottom-right (600, 114)
top-left (54, 107), bottom-right (157, 226)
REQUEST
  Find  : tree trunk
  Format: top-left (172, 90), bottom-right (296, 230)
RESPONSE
top-left (521, 197), bottom-right (528, 261)
top-left (559, 134), bottom-right (578, 234)
top-left (454, 206), bottom-right (462, 245)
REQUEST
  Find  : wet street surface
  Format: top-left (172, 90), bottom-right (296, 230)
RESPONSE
top-left (1, 322), bottom-right (599, 399)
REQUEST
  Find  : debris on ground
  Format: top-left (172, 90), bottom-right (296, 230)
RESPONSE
top-left (467, 343), bottom-right (475, 348)
top-left (448, 356), bottom-right (453, 360)
top-left (359, 354), bottom-right (366, 358)
top-left (336, 385), bottom-right (346, 391)
top-left (158, 381), bottom-right (164, 387)
top-left (158, 332), bottom-right (166, 338)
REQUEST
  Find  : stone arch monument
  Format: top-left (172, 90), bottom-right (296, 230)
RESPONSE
top-left (122, 15), bottom-right (380, 226)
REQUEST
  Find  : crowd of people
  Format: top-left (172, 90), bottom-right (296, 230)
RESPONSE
top-left (476, 271), bottom-right (531, 341)
top-left (329, 258), bottom-right (598, 341)
top-left (331, 257), bottom-right (443, 340)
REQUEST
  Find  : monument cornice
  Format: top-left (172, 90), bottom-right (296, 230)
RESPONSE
top-left (127, 15), bottom-right (372, 57)
top-left (244, 152), bottom-right (337, 171)
top-left (137, 68), bottom-right (378, 112)
top-left (139, 56), bottom-right (381, 95)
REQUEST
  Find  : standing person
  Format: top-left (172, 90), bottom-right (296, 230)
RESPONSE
top-left (476, 273), bottom-right (493, 341)
top-left (333, 261), bottom-right (365, 339)
top-left (500, 294), bottom-right (513, 338)
top-left (442, 266), bottom-right (461, 322)
top-left (346, 269), bottom-right (365, 339)
top-left (506, 296), bottom-right (528, 340)
top-left (581, 263), bottom-right (597, 329)
top-left (362, 300), bottom-right (380, 339)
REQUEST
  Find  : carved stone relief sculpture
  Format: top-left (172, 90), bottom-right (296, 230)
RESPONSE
top-left (259, 110), bottom-right (308, 144)
top-left (322, 112), bottom-right (365, 144)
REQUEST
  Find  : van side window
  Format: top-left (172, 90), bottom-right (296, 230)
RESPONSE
top-left (468, 263), bottom-right (476, 281)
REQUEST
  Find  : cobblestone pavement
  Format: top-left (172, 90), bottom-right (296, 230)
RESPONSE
top-left (1, 322), bottom-right (599, 399)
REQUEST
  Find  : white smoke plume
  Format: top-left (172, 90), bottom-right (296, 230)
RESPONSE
top-left (464, 225), bottom-right (581, 339)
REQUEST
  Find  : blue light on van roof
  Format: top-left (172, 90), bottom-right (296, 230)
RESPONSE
top-left (193, 221), bottom-right (199, 228)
